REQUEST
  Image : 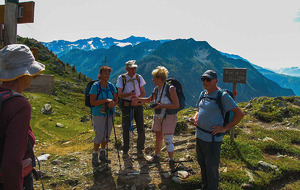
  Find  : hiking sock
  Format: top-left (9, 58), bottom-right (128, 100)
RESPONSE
top-left (92, 152), bottom-right (99, 168)
top-left (169, 158), bottom-right (175, 172)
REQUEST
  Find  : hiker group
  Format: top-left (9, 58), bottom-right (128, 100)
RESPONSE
top-left (0, 44), bottom-right (244, 190)
top-left (87, 60), bottom-right (245, 190)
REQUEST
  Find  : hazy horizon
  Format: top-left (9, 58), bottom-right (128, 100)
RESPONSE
top-left (1, 0), bottom-right (300, 69)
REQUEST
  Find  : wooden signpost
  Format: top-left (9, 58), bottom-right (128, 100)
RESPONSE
top-left (0, 1), bottom-right (35, 45)
top-left (223, 68), bottom-right (247, 141)
top-left (0, 1), bottom-right (54, 94)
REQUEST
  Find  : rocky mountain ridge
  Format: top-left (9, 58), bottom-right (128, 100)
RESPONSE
top-left (42, 36), bottom-right (170, 57)
top-left (60, 38), bottom-right (295, 106)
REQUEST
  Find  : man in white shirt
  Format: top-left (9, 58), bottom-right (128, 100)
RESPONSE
top-left (116, 60), bottom-right (146, 159)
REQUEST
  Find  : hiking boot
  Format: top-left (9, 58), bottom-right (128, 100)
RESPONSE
top-left (92, 152), bottom-right (99, 168)
top-left (169, 159), bottom-right (176, 172)
top-left (99, 150), bottom-right (111, 163)
top-left (137, 150), bottom-right (144, 159)
top-left (147, 155), bottom-right (160, 164)
top-left (122, 151), bottom-right (129, 159)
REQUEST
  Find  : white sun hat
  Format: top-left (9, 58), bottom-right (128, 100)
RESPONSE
top-left (0, 44), bottom-right (45, 81)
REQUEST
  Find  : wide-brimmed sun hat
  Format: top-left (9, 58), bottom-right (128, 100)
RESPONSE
top-left (0, 44), bottom-right (45, 81)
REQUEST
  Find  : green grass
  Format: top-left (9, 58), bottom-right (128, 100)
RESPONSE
top-left (23, 92), bottom-right (300, 189)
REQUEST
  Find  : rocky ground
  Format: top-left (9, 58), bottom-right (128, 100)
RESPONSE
top-left (31, 96), bottom-right (300, 189)
top-left (33, 123), bottom-right (200, 190)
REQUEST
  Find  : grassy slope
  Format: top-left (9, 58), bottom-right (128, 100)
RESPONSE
top-left (25, 91), bottom-right (300, 189)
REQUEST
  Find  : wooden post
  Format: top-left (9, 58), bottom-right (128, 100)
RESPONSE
top-left (4, 0), bottom-right (19, 45)
top-left (223, 68), bottom-right (247, 142)
top-left (230, 83), bottom-right (237, 141)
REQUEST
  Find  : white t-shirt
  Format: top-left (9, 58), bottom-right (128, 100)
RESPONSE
top-left (116, 73), bottom-right (146, 100)
top-left (154, 84), bottom-right (173, 119)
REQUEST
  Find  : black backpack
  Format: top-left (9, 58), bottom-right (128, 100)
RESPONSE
top-left (154, 78), bottom-right (186, 114)
top-left (84, 80), bottom-right (114, 108)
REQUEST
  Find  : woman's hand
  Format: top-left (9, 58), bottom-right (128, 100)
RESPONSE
top-left (106, 99), bottom-right (115, 108)
top-left (154, 102), bottom-right (163, 109)
top-left (188, 117), bottom-right (198, 126)
top-left (131, 98), bottom-right (138, 106)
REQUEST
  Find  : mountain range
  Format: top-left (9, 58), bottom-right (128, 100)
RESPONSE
top-left (271, 67), bottom-right (300, 77)
top-left (42, 36), bottom-right (170, 57)
top-left (57, 38), bottom-right (295, 107)
top-left (220, 52), bottom-right (300, 96)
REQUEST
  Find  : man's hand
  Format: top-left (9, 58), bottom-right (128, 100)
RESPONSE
top-left (211, 126), bottom-right (226, 135)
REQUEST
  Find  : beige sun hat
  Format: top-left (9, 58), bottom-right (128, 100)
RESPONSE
top-left (125, 60), bottom-right (138, 68)
top-left (0, 44), bottom-right (45, 81)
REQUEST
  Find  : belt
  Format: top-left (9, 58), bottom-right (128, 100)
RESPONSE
top-left (123, 100), bottom-right (143, 107)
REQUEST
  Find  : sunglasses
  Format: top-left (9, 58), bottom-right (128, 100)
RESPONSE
top-left (201, 77), bottom-right (212, 82)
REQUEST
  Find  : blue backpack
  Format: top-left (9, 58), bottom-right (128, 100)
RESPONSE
top-left (84, 81), bottom-right (114, 108)
top-left (196, 89), bottom-right (234, 138)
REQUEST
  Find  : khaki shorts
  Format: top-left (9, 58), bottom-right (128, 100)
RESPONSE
top-left (92, 115), bottom-right (114, 144)
top-left (152, 114), bottom-right (177, 134)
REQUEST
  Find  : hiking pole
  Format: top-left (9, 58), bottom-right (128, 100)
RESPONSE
top-left (130, 106), bottom-right (134, 158)
top-left (105, 105), bottom-right (110, 164)
top-left (111, 108), bottom-right (122, 171)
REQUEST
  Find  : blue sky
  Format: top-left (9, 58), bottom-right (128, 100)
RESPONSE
top-left (1, 0), bottom-right (300, 69)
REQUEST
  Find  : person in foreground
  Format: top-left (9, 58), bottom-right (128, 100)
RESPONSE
top-left (189, 70), bottom-right (245, 190)
top-left (0, 44), bottom-right (45, 190)
top-left (132, 66), bottom-right (179, 171)
top-left (116, 60), bottom-right (146, 159)
top-left (89, 66), bottom-right (118, 167)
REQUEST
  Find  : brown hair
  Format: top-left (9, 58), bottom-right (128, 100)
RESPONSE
top-left (97, 66), bottom-right (112, 79)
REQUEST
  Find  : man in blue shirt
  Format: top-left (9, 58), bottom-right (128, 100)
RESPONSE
top-left (190, 70), bottom-right (244, 190)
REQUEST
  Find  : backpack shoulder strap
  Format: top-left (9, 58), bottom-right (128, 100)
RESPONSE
top-left (121, 74), bottom-right (126, 92)
top-left (216, 89), bottom-right (225, 119)
top-left (107, 82), bottom-right (115, 94)
top-left (95, 81), bottom-right (101, 96)
top-left (196, 90), bottom-right (206, 107)
top-left (165, 83), bottom-right (172, 101)
top-left (135, 74), bottom-right (140, 86)
top-left (153, 87), bottom-right (158, 101)
top-left (0, 90), bottom-right (24, 112)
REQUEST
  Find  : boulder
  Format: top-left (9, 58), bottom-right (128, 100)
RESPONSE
top-left (176, 170), bottom-right (189, 179)
top-left (41, 104), bottom-right (53, 115)
top-left (258, 161), bottom-right (279, 171)
top-left (56, 123), bottom-right (64, 128)
top-left (262, 137), bottom-right (276, 143)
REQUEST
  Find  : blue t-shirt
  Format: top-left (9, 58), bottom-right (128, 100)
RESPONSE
top-left (89, 82), bottom-right (117, 116)
top-left (196, 89), bottom-right (237, 142)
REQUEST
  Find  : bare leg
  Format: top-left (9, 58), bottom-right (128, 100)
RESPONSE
top-left (155, 131), bottom-right (164, 155)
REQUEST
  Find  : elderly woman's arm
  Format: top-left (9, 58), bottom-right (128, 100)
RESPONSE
top-left (156, 86), bottom-right (179, 110)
